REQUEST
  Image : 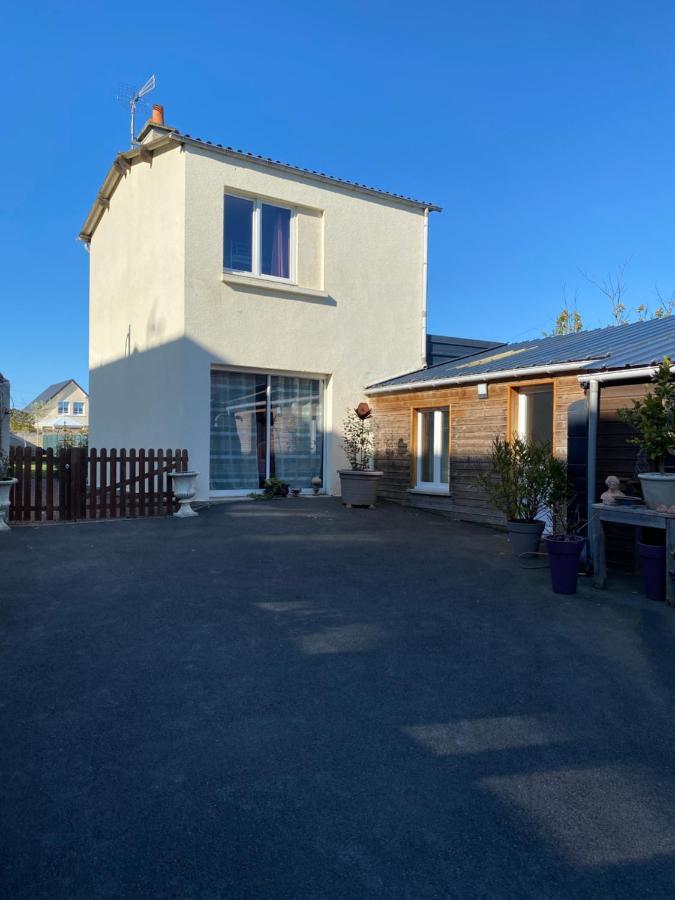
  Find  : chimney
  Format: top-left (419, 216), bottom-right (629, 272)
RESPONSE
top-left (151, 104), bottom-right (165, 126)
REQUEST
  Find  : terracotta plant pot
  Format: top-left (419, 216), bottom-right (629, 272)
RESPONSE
top-left (545, 535), bottom-right (584, 594)
top-left (337, 469), bottom-right (383, 508)
top-left (506, 519), bottom-right (545, 557)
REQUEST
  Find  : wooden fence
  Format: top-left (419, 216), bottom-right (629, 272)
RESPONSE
top-left (9, 446), bottom-right (189, 523)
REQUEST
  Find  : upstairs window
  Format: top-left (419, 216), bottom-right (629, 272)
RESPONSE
top-left (57, 401), bottom-right (69, 415)
top-left (72, 401), bottom-right (85, 416)
top-left (223, 194), bottom-right (293, 281)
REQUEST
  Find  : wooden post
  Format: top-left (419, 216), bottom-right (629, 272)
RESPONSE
top-left (88, 448), bottom-right (97, 518)
top-left (13, 447), bottom-right (23, 522)
top-left (70, 447), bottom-right (81, 521)
top-left (45, 448), bottom-right (54, 521)
top-left (109, 449), bottom-right (118, 518)
top-left (165, 449), bottom-right (173, 514)
top-left (157, 449), bottom-right (164, 515)
top-left (119, 449), bottom-right (126, 518)
top-left (592, 508), bottom-right (607, 589)
top-left (99, 449), bottom-right (108, 519)
top-left (129, 449), bottom-right (137, 517)
top-left (148, 449), bottom-right (156, 515)
top-left (138, 448), bottom-right (146, 517)
top-left (34, 447), bottom-right (43, 522)
top-left (23, 445), bottom-right (32, 521)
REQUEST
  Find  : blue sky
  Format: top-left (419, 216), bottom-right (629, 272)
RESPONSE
top-left (2, 1), bottom-right (675, 407)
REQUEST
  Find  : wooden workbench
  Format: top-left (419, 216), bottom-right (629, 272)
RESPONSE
top-left (591, 502), bottom-right (675, 604)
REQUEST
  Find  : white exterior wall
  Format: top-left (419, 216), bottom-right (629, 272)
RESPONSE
top-left (87, 139), bottom-right (428, 499)
top-left (88, 146), bottom-right (187, 451)
top-left (183, 146), bottom-right (426, 498)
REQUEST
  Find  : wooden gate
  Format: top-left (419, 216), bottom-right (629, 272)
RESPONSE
top-left (8, 447), bottom-right (189, 523)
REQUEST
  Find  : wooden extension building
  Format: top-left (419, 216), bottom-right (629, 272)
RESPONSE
top-left (367, 317), bottom-right (675, 570)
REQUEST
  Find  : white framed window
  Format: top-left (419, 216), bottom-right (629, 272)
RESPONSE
top-left (72, 401), bottom-right (85, 416)
top-left (415, 408), bottom-right (449, 491)
top-left (510, 383), bottom-right (554, 444)
top-left (223, 194), bottom-right (294, 282)
top-left (57, 401), bottom-right (69, 415)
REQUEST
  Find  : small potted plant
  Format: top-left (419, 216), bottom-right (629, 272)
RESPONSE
top-left (544, 458), bottom-right (585, 594)
top-left (0, 451), bottom-right (17, 532)
top-left (477, 437), bottom-right (553, 557)
top-left (618, 357), bottom-right (675, 509)
top-left (338, 403), bottom-right (383, 508)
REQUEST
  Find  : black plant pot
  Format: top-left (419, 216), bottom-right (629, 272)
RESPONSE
top-left (545, 536), bottom-right (584, 594)
top-left (637, 542), bottom-right (666, 602)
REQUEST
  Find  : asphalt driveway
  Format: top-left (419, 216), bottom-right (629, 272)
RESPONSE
top-left (3, 499), bottom-right (675, 898)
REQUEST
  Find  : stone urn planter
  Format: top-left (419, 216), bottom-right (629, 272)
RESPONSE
top-left (638, 473), bottom-right (675, 510)
top-left (0, 478), bottom-right (17, 532)
top-left (506, 519), bottom-right (545, 557)
top-left (338, 469), bottom-right (383, 508)
top-left (171, 471), bottom-right (199, 518)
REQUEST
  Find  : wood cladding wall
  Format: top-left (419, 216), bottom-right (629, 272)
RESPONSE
top-left (370, 375), bottom-right (585, 525)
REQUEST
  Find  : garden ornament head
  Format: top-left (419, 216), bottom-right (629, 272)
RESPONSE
top-left (355, 403), bottom-right (372, 420)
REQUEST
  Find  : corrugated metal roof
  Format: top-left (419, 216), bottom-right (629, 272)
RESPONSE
top-left (369, 316), bottom-right (675, 390)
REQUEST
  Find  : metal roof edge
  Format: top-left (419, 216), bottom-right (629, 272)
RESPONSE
top-left (366, 359), bottom-right (601, 394)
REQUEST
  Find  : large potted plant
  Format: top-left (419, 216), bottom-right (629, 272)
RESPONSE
top-left (544, 458), bottom-right (585, 594)
top-left (0, 451), bottom-right (17, 532)
top-left (618, 357), bottom-right (675, 509)
top-left (477, 437), bottom-right (553, 557)
top-left (338, 403), bottom-right (383, 508)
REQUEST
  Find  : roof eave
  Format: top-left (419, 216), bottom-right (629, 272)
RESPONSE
top-left (78, 136), bottom-right (178, 243)
top-left (366, 359), bottom-right (602, 394)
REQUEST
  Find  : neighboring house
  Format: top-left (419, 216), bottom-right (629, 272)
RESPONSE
top-left (80, 108), bottom-right (441, 499)
top-left (367, 316), bottom-right (675, 567)
top-left (23, 380), bottom-right (89, 449)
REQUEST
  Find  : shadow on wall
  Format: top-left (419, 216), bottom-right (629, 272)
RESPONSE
top-left (89, 334), bottom-right (340, 499)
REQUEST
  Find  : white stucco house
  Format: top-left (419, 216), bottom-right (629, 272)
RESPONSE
top-left (80, 107), bottom-right (440, 499)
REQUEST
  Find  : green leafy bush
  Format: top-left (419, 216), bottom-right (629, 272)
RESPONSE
top-left (477, 437), bottom-right (562, 523)
top-left (618, 357), bottom-right (675, 473)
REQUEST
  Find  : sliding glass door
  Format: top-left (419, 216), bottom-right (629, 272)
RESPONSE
top-left (210, 370), bottom-right (324, 492)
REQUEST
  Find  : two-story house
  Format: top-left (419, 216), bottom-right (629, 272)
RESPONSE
top-left (80, 106), bottom-right (440, 499)
top-left (20, 380), bottom-right (89, 450)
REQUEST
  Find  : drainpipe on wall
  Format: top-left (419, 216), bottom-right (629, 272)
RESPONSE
top-left (586, 379), bottom-right (600, 553)
top-left (421, 207), bottom-right (429, 366)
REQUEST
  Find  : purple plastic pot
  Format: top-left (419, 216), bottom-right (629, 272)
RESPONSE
top-left (545, 536), bottom-right (584, 595)
top-left (637, 542), bottom-right (666, 602)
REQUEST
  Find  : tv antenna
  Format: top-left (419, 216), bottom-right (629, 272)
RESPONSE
top-left (117, 75), bottom-right (156, 147)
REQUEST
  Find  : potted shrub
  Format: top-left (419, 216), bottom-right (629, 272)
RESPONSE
top-left (338, 403), bottom-right (383, 508)
top-left (0, 451), bottom-right (17, 532)
top-left (618, 357), bottom-right (675, 509)
top-left (545, 458), bottom-right (585, 594)
top-left (477, 437), bottom-right (553, 557)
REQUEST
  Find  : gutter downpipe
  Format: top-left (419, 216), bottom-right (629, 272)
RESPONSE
top-left (421, 207), bottom-right (429, 366)
top-left (586, 379), bottom-right (600, 557)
